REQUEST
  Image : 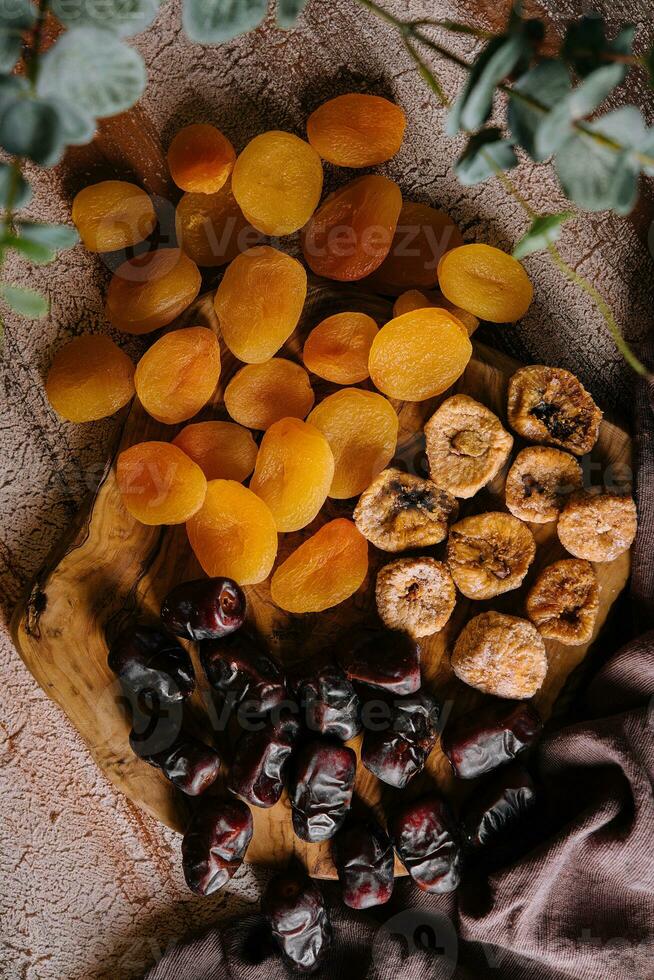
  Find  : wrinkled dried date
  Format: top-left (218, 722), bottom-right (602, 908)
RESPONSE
top-left (200, 633), bottom-right (287, 714)
top-left (392, 795), bottom-right (462, 893)
top-left (228, 710), bottom-right (299, 808)
top-left (441, 700), bottom-right (543, 780)
top-left (263, 865), bottom-right (332, 973)
top-left (332, 819), bottom-right (394, 909)
top-left (130, 728), bottom-right (221, 796)
top-left (340, 630), bottom-right (421, 695)
top-left (290, 656), bottom-right (361, 741)
top-left (161, 577), bottom-right (246, 641)
top-left (181, 797), bottom-right (253, 895)
top-left (108, 625), bottom-right (195, 703)
top-left (461, 765), bottom-right (537, 850)
top-left (290, 740), bottom-right (356, 842)
top-left (361, 691), bottom-right (441, 788)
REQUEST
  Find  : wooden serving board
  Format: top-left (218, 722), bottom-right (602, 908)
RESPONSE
top-left (11, 279), bottom-right (632, 880)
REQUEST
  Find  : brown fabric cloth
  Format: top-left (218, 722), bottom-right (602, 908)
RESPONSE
top-left (144, 362), bottom-right (654, 979)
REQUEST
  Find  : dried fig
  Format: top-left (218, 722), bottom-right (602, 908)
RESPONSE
top-left (557, 493), bottom-right (637, 562)
top-left (507, 365), bottom-right (602, 455)
top-left (451, 611), bottom-right (547, 699)
top-left (526, 558), bottom-right (599, 644)
top-left (424, 394), bottom-right (513, 499)
top-left (446, 511), bottom-right (536, 599)
top-left (376, 557), bottom-right (456, 638)
top-left (505, 446), bottom-right (583, 524)
top-left (353, 467), bottom-right (458, 552)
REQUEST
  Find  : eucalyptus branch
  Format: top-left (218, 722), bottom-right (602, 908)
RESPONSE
top-left (403, 38), bottom-right (448, 106)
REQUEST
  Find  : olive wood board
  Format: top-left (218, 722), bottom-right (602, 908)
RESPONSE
top-left (11, 278), bottom-right (632, 880)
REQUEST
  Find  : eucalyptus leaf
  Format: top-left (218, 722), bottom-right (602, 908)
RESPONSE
top-left (0, 0), bottom-right (35, 72)
top-left (1, 283), bottom-right (49, 318)
top-left (535, 63), bottom-right (626, 158)
top-left (18, 221), bottom-right (79, 249)
top-left (0, 68), bottom-right (29, 115)
top-left (51, 0), bottom-right (160, 38)
top-left (448, 35), bottom-right (529, 135)
top-left (45, 98), bottom-right (96, 146)
top-left (182, 0), bottom-right (267, 43)
top-left (0, 164), bottom-right (31, 208)
top-left (0, 97), bottom-right (65, 166)
top-left (4, 234), bottom-right (55, 264)
top-left (455, 128), bottom-right (518, 185)
top-left (277, 0), bottom-right (306, 28)
top-left (38, 27), bottom-right (147, 118)
top-left (562, 16), bottom-right (634, 77)
top-left (512, 212), bottom-right (573, 259)
top-left (508, 60), bottom-right (570, 161)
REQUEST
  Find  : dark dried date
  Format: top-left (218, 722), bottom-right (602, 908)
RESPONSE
top-left (161, 577), bottom-right (246, 641)
top-left (263, 865), bottom-right (331, 973)
top-left (200, 633), bottom-right (286, 714)
top-left (290, 656), bottom-right (361, 741)
top-left (228, 710), bottom-right (299, 808)
top-left (361, 691), bottom-right (441, 788)
top-left (130, 729), bottom-right (221, 796)
top-left (441, 700), bottom-right (543, 780)
top-left (181, 797), bottom-right (253, 895)
top-left (332, 819), bottom-right (394, 909)
top-left (108, 625), bottom-right (195, 702)
top-left (461, 765), bottom-right (537, 850)
top-left (290, 740), bottom-right (356, 843)
top-left (392, 795), bottom-right (461, 893)
top-left (341, 630), bottom-right (421, 695)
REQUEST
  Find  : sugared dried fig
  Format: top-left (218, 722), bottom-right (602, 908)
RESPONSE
top-left (341, 630), bottom-right (421, 695)
top-left (526, 558), bottom-right (599, 644)
top-left (424, 394), bottom-right (513, 498)
top-left (353, 467), bottom-right (458, 552)
top-left (376, 557), bottom-right (456, 638)
top-left (505, 446), bottom-right (583, 524)
top-left (451, 612), bottom-right (547, 699)
top-left (507, 365), bottom-right (602, 455)
top-left (181, 797), bottom-right (253, 895)
top-left (557, 492), bottom-right (637, 562)
top-left (446, 511), bottom-right (536, 599)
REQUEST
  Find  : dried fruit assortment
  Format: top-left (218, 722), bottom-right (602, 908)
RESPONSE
top-left (54, 90), bottom-right (639, 972)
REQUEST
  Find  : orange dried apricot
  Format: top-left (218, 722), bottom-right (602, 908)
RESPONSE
top-left (187, 479), bottom-right (278, 585)
top-left (368, 307), bottom-right (472, 401)
top-left (175, 181), bottom-right (259, 267)
top-left (106, 248), bottom-right (201, 335)
top-left (231, 131), bottom-right (323, 236)
top-left (173, 421), bottom-right (257, 482)
top-left (438, 244), bottom-right (533, 323)
top-left (392, 289), bottom-right (479, 336)
top-left (302, 312), bottom-right (378, 384)
top-left (167, 124), bottom-right (236, 194)
top-left (46, 335), bottom-right (135, 422)
top-left (306, 93), bottom-right (406, 167)
top-left (301, 175), bottom-right (402, 282)
top-left (224, 358), bottom-right (315, 430)
top-left (72, 180), bottom-right (156, 253)
top-left (250, 418), bottom-right (334, 532)
top-left (117, 441), bottom-right (207, 525)
top-left (214, 245), bottom-right (307, 363)
top-left (270, 518), bottom-right (368, 613)
top-left (307, 388), bottom-right (398, 499)
top-left (369, 202), bottom-right (463, 292)
top-left (134, 327), bottom-right (221, 424)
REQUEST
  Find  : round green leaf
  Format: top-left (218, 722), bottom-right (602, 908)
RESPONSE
top-left (455, 128), bottom-right (518, 186)
top-left (18, 221), bottom-right (79, 249)
top-left (447, 35), bottom-right (528, 136)
top-left (37, 27), bottom-right (147, 118)
top-left (508, 60), bottom-right (570, 162)
top-left (47, 98), bottom-right (96, 146)
top-left (1, 283), bottom-right (49, 318)
top-left (536, 63), bottom-right (626, 159)
top-left (562, 16), bottom-right (635, 78)
top-left (512, 212), bottom-right (573, 259)
top-left (51, 0), bottom-right (160, 38)
top-left (0, 164), bottom-right (31, 208)
top-left (0, 0), bottom-right (35, 71)
top-left (182, 0), bottom-right (268, 43)
top-left (0, 97), bottom-right (65, 166)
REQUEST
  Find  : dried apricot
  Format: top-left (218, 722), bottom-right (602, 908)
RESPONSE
top-left (106, 248), bottom-right (201, 335)
top-left (307, 389), bottom-right (398, 499)
top-left (173, 421), bottom-right (257, 482)
top-left (175, 181), bottom-right (259, 267)
top-left (306, 93), bottom-right (406, 167)
top-left (135, 327), bottom-right (221, 424)
top-left (505, 446), bottom-right (583, 523)
top-left (438, 244), bottom-right (533, 322)
top-left (46, 335), bottom-right (135, 423)
top-left (302, 175), bottom-right (402, 281)
top-left (447, 511), bottom-right (536, 599)
top-left (224, 358), bottom-right (314, 430)
top-left (368, 307), bottom-right (472, 401)
top-left (187, 480), bottom-right (278, 585)
top-left (167, 124), bottom-right (236, 194)
top-left (392, 289), bottom-right (479, 335)
top-left (526, 559), bottom-right (599, 644)
top-left (250, 418), bottom-right (334, 532)
top-left (354, 468), bottom-right (458, 551)
top-left (270, 519), bottom-right (368, 613)
top-left (557, 492), bottom-right (637, 562)
top-left (507, 365), bottom-right (602, 456)
top-left (72, 180), bottom-right (156, 253)
top-left (214, 246), bottom-right (307, 363)
top-left (452, 611), bottom-right (547, 699)
top-left (369, 202), bottom-right (463, 292)
top-left (231, 131), bottom-right (323, 236)
top-left (117, 441), bottom-right (207, 525)
top-left (302, 312), bottom-right (378, 384)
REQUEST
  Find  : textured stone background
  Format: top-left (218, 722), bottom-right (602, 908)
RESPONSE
top-left (1, 1), bottom-right (652, 977)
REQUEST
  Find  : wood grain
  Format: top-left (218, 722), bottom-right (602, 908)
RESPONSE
top-left (11, 278), bottom-right (632, 879)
